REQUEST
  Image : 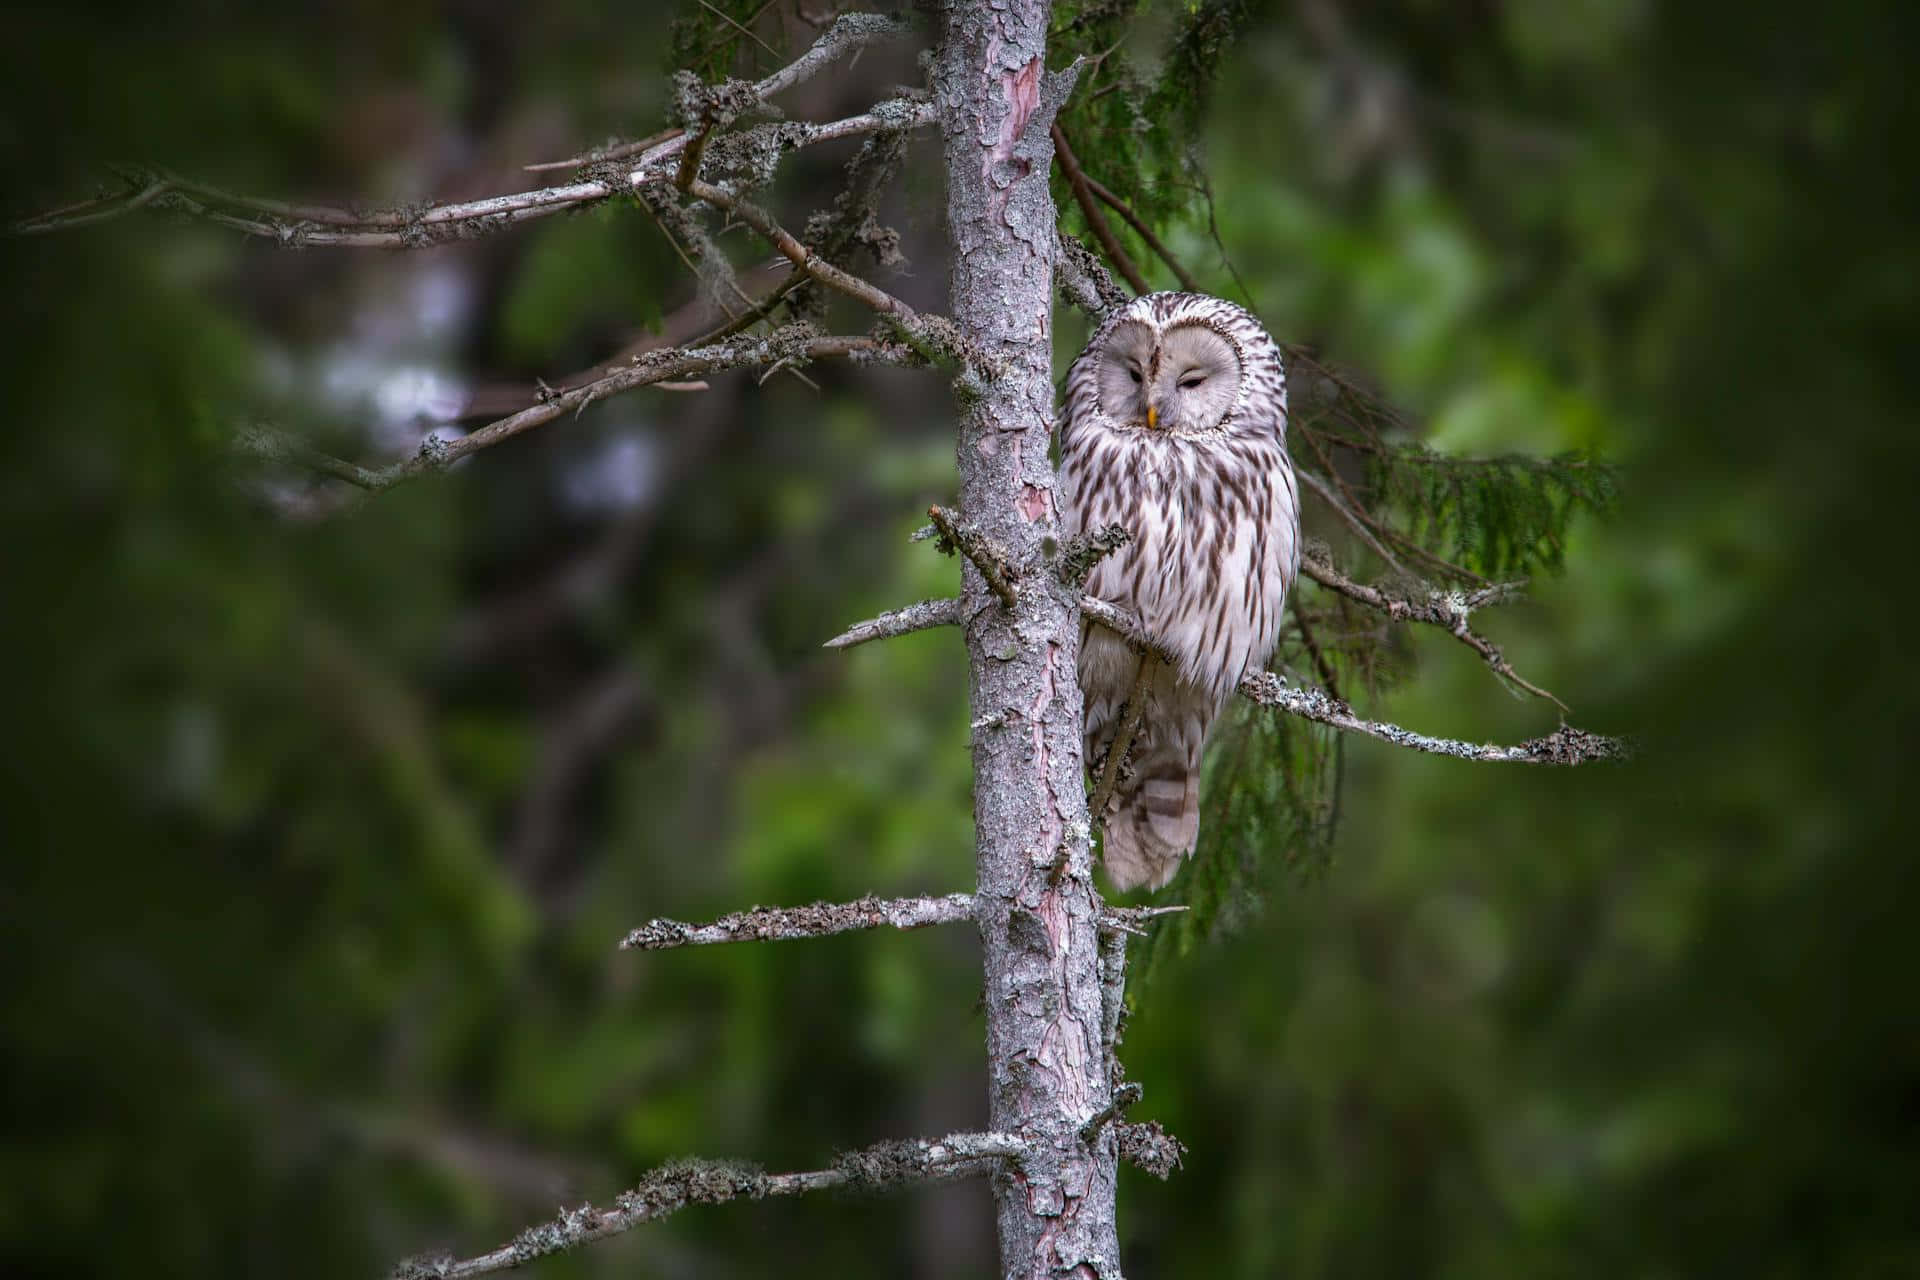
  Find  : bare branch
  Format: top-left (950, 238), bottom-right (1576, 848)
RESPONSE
top-left (822, 597), bottom-right (962, 650)
top-left (1051, 124), bottom-right (1149, 295)
top-left (11, 179), bottom-right (167, 235)
top-left (926, 505), bottom-right (1018, 609)
top-left (1298, 546), bottom-right (1566, 710)
top-left (405, 1131), bottom-right (1025, 1280)
top-left (620, 893), bottom-right (975, 951)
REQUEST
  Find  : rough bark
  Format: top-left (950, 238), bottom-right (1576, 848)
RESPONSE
top-left (932, 4), bottom-right (1120, 1275)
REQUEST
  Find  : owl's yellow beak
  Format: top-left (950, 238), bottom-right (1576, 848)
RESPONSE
top-left (1145, 404), bottom-right (1158, 430)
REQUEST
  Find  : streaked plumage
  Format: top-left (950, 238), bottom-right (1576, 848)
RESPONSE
top-left (1059, 292), bottom-right (1300, 890)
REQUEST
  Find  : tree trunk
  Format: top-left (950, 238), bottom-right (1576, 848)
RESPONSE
top-left (933, 3), bottom-right (1120, 1275)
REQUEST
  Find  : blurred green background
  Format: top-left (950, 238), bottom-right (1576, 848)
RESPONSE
top-left (3, 1), bottom-right (1915, 1276)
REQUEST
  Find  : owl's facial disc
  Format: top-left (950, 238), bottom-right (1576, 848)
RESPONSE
top-left (1095, 321), bottom-right (1157, 426)
top-left (1148, 324), bottom-right (1242, 435)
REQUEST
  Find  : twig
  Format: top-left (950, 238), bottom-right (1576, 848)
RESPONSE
top-left (620, 893), bottom-right (975, 951)
top-left (682, 177), bottom-right (957, 364)
top-left (1051, 124), bottom-right (1148, 295)
top-left (822, 597), bottom-right (963, 650)
top-left (1295, 466), bottom-right (1411, 579)
top-left (1289, 593), bottom-right (1342, 700)
top-left (1298, 547), bottom-right (1565, 710)
top-left (1078, 1082), bottom-right (1143, 1143)
top-left (1082, 173), bottom-right (1201, 292)
top-left (523, 128), bottom-right (683, 173)
top-left (405, 1131), bottom-right (1026, 1279)
top-left (695, 0), bottom-right (780, 60)
top-left (233, 424), bottom-right (384, 491)
top-left (1101, 904), bottom-right (1188, 932)
top-left (11, 179), bottom-right (167, 235)
top-left (926, 506), bottom-right (1018, 609)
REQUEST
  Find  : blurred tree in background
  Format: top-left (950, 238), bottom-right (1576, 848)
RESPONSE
top-left (2, 1), bottom-right (1915, 1276)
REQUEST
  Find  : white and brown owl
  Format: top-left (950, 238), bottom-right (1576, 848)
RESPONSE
top-left (1060, 292), bottom-right (1301, 891)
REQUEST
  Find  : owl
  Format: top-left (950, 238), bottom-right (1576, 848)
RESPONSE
top-left (1059, 292), bottom-right (1301, 891)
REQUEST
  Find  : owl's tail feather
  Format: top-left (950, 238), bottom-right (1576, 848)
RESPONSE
top-left (1096, 727), bottom-right (1204, 892)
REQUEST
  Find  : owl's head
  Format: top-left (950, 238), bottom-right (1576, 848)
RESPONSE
top-left (1092, 309), bottom-right (1245, 438)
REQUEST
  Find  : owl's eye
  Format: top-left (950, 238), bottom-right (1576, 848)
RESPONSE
top-left (1127, 368), bottom-right (1142, 384)
top-left (1178, 376), bottom-right (1206, 390)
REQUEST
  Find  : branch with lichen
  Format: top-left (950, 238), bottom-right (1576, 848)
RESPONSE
top-left (1054, 230), bottom-right (1130, 320)
top-left (819, 591), bottom-right (1625, 765)
top-left (620, 893), bottom-right (975, 951)
top-left (247, 328), bottom-right (921, 505)
top-left (1235, 670), bottom-right (1626, 764)
top-left (822, 598), bottom-right (963, 650)
top-left (926, 505), bottom-right (1019, 608)
top-left (398, 1131), bottom-right (1027, 1280)
top-left (13, 16), bottom-right (925, 245)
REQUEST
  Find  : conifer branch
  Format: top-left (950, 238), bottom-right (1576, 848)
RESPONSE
top-left (400, 1131), bottom-right (1027, 1279)
top-left (1051, 124), bottom-right (1149, 295)
top-left (619, 893), bottom-right (975, 951)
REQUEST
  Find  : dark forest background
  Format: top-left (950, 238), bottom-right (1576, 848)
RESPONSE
top-left (3, 1), bottom-right (1916, 1276)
